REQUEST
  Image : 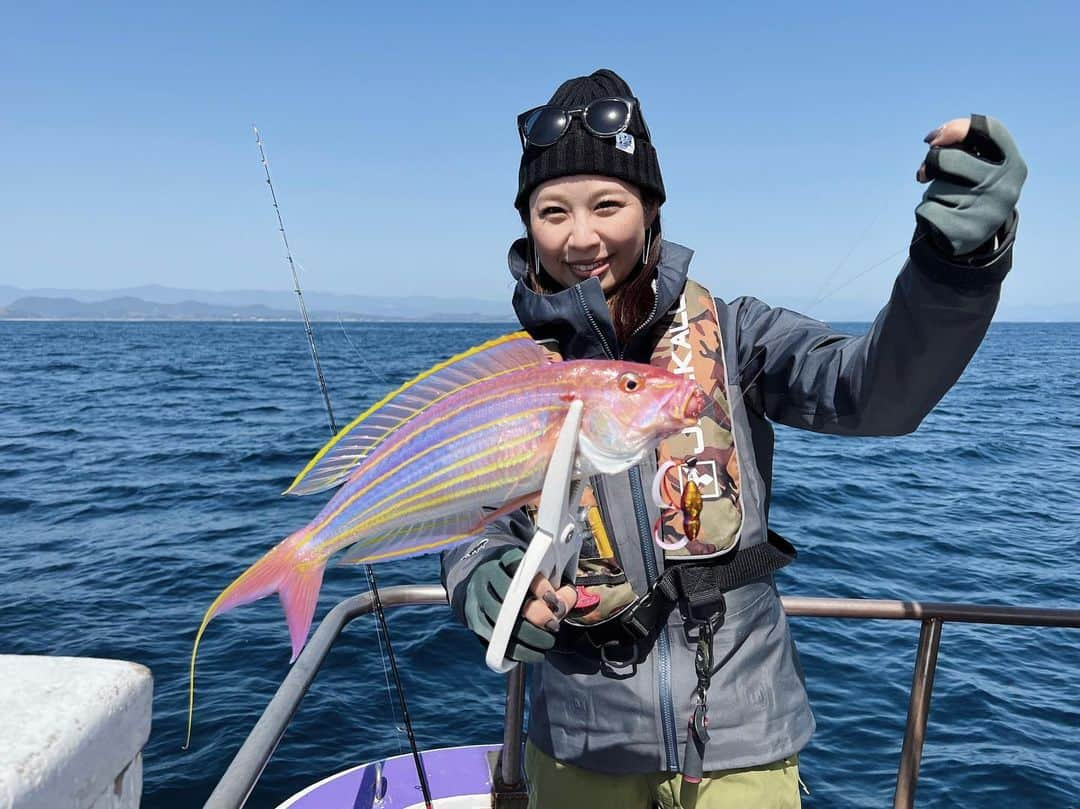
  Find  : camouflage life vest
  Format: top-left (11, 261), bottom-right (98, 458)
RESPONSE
top-left (651, 279), bottom-right (743, 559)
top-left (560, 280), bottom-right (749, 629)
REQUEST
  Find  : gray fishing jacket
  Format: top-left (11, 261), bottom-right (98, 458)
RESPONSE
top-left (442, 219), bottom-right (1016, 774)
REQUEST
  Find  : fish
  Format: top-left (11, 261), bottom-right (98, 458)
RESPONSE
top-left (186, 332), bottom-right (706, 745)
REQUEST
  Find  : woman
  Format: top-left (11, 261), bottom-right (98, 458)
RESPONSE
top-left (442, 69), bottom-right (1026, 809)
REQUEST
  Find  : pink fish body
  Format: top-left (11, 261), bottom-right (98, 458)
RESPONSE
top-left (186, 332), bottom-right (704, 745)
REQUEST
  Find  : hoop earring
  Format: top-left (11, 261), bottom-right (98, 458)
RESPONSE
top-left (642, 227), bottom-right (653, 266)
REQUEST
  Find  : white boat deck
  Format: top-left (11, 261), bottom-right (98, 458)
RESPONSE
top-left (0, 656), bottom-right (152, 809)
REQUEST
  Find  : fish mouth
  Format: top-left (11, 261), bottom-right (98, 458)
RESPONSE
top-left (681, 385), bottom-right (707, 422)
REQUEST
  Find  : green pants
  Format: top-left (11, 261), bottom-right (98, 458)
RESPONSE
top-left (525, 741), bottom-right (803, 809)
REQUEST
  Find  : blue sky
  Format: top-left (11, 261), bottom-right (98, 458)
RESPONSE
top-left (3, 1), bottom-right (1077, 318)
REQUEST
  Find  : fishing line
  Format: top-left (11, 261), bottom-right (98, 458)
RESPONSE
top-left (804, 208), bottom-right (884, 310)
top-left (285, 260), bottom-right (392, 388)
top-left (811, 237), bottom-right (923, 306)
top-left (254, 127), bottom-right (434, 807)
top-left (733, 223), bottom-right (930, 401)
top-left (370, 603), bottom-right (408, 749)
top-left (335, 312), bottom-right (392, 387)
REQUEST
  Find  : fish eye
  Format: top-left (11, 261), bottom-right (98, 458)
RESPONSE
top-left (619, 372), bottom-right (642, 392)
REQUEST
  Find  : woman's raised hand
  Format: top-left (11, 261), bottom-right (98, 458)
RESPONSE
top-left (914, 114), bottom-right (1027, 257)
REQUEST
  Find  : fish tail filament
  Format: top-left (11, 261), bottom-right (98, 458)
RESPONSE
top-left (185, 527), bottom-right (323, 749)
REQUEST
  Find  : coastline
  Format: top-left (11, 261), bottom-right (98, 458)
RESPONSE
top-left (0, 316), bottom-right (520, 324)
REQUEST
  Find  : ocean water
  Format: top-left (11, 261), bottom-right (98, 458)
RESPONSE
top-left (2, 320), bottom-right (1078, 808)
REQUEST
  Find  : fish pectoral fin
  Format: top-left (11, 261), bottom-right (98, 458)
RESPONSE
top-left (285, 332), bottom-right (549, 497)
top-left (336, 511), bottom-right (487, 566)
top-left (338, 525), bottom-right (486, 565)
top-left (336, 495), bottom-right (539, 566)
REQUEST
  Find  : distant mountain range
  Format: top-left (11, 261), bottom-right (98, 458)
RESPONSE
top-left (0, 284), bottom-right (515, 322)
top-left (0, 284), bottom-right (1075, 322)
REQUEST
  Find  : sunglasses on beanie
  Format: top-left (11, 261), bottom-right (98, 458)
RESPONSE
top-left (517, 96), bottom-right (647, 149)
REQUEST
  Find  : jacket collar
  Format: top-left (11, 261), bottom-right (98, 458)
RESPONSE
top-left (507, 238), bottom-right (694, 361)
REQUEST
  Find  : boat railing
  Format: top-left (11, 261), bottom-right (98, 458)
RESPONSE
top-left (203, 585), bottom-right (1080, 809)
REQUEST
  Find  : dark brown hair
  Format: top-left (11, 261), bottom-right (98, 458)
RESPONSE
top-left (523, 192), bottom-right (663, 350)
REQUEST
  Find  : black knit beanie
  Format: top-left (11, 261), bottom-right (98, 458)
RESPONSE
top-left (514, 68), bottom-right (665, 213)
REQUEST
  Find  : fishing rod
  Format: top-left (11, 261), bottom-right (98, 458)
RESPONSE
top-left (253, 126), bottom-right (435, 809)
top-left (254, 128), bottom-right (336, 434)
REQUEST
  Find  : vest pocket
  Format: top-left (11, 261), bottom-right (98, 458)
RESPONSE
top-left (566, 557), bottom-right (637, 627)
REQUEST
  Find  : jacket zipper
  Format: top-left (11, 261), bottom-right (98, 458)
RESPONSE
top-left (577, 283), bottom-right (679, 772)
top-left (629, 464), bottom-right (680, 771)
top-left (635, 280), bottom-right (680, 770)
top-left (574, 285), bottom-right (615, 360)
top-left (619, 283), bottom-right (663, 361)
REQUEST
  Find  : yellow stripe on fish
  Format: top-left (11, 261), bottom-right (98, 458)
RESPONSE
top-left (306, 391), bottom-right (561, 535)
top-left (318, 444), bottom-right (545, 559)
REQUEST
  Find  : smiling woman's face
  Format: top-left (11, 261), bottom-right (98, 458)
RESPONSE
top-left (528, 175), bottom-right (654, 295)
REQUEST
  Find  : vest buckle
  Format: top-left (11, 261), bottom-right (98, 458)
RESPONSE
top-left (684, 592), bottom-right (727, 627)
top-left (619, 587), bottom-right (661, 640)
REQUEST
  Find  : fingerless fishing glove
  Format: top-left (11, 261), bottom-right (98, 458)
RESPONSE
top-left (464, 546), bottom-right (556, 664)
top-left (916, 114), bottom-right (1027, 257)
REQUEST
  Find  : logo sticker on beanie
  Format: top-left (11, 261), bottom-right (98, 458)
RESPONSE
top-left (615, 132), bottom-right (636, 155)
